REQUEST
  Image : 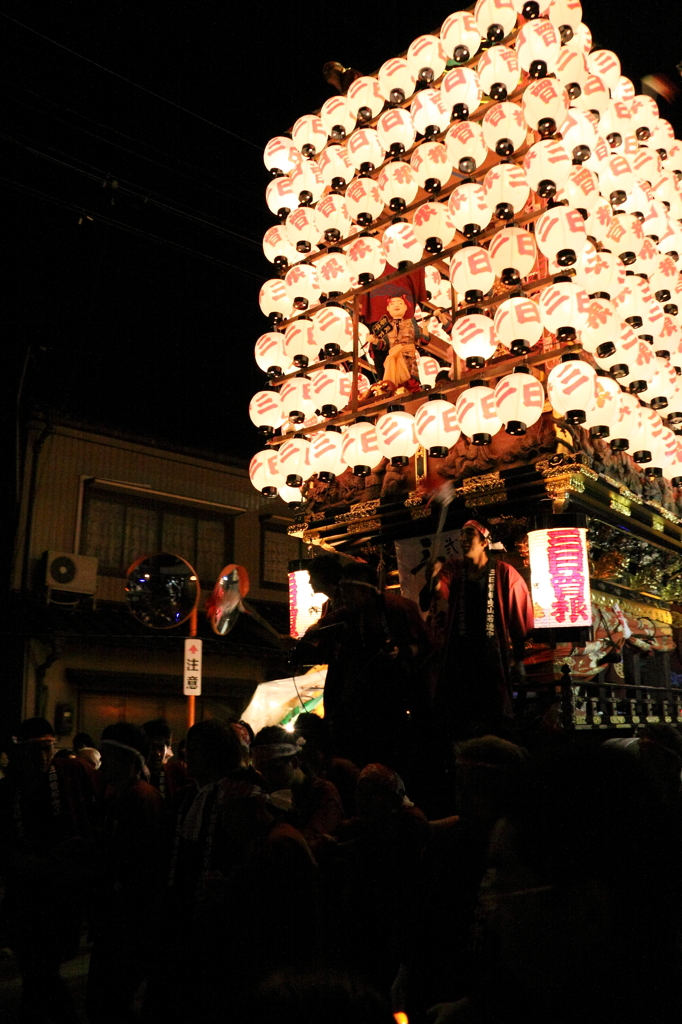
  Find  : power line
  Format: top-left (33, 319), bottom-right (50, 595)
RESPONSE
top-left (0, 12), bottom-right (262, 150)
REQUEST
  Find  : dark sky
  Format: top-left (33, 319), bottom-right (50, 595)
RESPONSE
top-left (3, 1), bottom-right (681, 463)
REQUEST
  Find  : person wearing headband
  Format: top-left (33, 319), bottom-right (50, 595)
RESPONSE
top-left (434, 520), bottom-right (533, 743)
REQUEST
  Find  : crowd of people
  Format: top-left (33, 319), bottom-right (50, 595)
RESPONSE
top-left (2, 529), bottom-right (682, 1022)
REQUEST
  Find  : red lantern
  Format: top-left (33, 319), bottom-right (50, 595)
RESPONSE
top-left (494, 367), bottom-right (545, 435)
top-left (415, 394), bottom-right (461, 456)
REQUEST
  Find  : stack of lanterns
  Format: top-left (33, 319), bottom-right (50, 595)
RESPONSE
top-left (248, 1), bottom-right (682, 502)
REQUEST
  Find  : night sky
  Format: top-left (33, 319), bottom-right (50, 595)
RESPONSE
top-left (3, 1), bottom-right (681, 464)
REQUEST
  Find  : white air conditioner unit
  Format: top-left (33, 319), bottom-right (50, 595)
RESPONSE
top-left (45, 552), bottom-right (98, 595)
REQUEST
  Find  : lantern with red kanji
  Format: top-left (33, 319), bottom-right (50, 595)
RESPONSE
top-left (279, 377), bottom-right (316, 425)
top-left (309, 365), bottom-right (347, 417)
top-left (494, 366), bottom-right (546, 435)
top-left (554, 46), bottom-right (588, 102)
top-left (345, 177), bottom-right (384, 227)
top-left (556, 165), bottom-right (599, 217)
top-left (482, 101), bottom-right (527, 157)
top-left (317, 144), bottom-right (353, 191)
top-left (314, 194), bottom-right (351, 245)
top-left (291, 114), bottom-right (327, 157)
top-left (494, 296), bottom-right (543, 355)
top-left (440, 10), bottom-right (482, 64)
top-left (522, 76), bottom-right (569, 138)
top-left (377, 161), bottom-right (418, 215)
top-left (290, 160), bottom-right (325, 205)
top-left (382, 221), bottom-right (423, 268)
top-left (415, 394), bottom-right (461, 457)
top-left (412, 202), bottom-right (456, 255)
top-left (524, 139), bottom-right (572, 200)
top-left (445, 120), bottom-right (488, 175)
top-left (249, 390), bottom-right (284, 437)
top-left (528, 514), bottom-right (592, 632)
top-left (376, 406), bottom-right (419, 466)
top-left (455, 380), bottom-right (503, 444)
top-left (347, 75), bottom-right (384, 124)
top-left (277, 435), bottom-right (312, 487)
top-left (320, 95), bottom-right (355, 142)
top-left (264, 137), bottom-right (302, 177)
top-left (378, 57), bottom-right (416, 105)
top-left (410, 88), bottom-right (450, 137)
top-left (259, 279), bottom-right (293, 324)
top-left (377, 107), bottom-right (416, 158)
top-left (535, 205), bottom-right (588, 266)
top-left (594, 321), bottom-right (655, 394)
top-left (538, 277), bottom-right (591, 341)
top-left (341, 417), bottom-right (381, 476)
top-left (476, 44), bottom-right (520, 101)
top-left (255, 332), bottom-right (289, 377)
top-left (416, 353), bottom-right (442, 390)
top-left (573, 74), bottom-right (610, 119)
top-left (558, 108), bottom-right (598, 164)
top-left (451, 313), bottom-right (497, 370)
top-left (581, 373), bottom-right (622, 439)
top-left (315, 252), bottom-right (351, 300)
top-left (579, 297), bottom-right (621, 357)
top-left (411, 141), bottom-right (450, 194)
top-left (262, 224), bottom-right (298, 269)
top-left (310, 425), bottom-right (346, 482)
top-left (547, 354), bottom-right (598, 424)
top-left (406, 34), bottom-right (448, 85)
top-left (573, 247), bottom-right (625, 299)
top-left (249, 448), bottom-right (285, 497)
top-left (604, 212), bottom-right (645, 266)
top-left (448, 182), bottom-right (493, 239)
top-left (311, 305), bottom-right (352, 358)
top-left (449, 245), bottom-right (495, 304)
top-left (474, 0), bottom-right (516, 45)
top-left (265, 176), bottom-right (299, 219)
top-left (584, 197), bottom-right (614, 245)
top-left (284, 263), bottom-right (321, 311)
top-left (516, 18), bottom-right (562, 78)
top-left (441, 66), bottom-right (482, 122)
top-left (283, 318), bottom-right (318, 369)
top-left (483, 162), bottom-right (530, 221)
top-left (488, 226), bottom-right (538, 286)
top-left (347, 127), bottom-right (383, 174)
top-left (347, 234), bottom-right (386, 285)
top-left (646, 356), bottom-right (679, 410)
top-left (285, 206), bottom-right (321, 254)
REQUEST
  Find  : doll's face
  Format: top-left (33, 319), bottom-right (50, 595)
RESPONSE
top-left (386, 295), bottom-right (408, 319)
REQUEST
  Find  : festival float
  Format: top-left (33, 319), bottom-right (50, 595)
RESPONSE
top-left (249, 0), bottom-right (682, 731)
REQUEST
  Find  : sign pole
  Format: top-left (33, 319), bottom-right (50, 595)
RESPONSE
top-left (184, 607), bottom-right (200, 730)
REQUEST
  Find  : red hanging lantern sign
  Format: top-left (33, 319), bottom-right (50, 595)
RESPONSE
top-left (529, 519), bottom-right (592, 630)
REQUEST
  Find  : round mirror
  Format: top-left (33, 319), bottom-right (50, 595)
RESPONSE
top-left (208, 564), bottom-right (250, 635)
top-left (125, 553), bottom-right (199, 629)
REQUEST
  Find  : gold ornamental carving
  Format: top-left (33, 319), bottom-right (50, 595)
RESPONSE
top-left (459, 471), bottom-right (507, 508)
top-left (591, 589), bottom-right (673, 626)
top-left (334, 500), bottom-right (380, 524)
top-left (348, 518), bottom-right (381, 533)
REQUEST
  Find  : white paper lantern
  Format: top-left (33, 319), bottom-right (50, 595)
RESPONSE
top-left (375, 407), bottom-right (419, 466)
top-left (377, 57), bottom-right (416, 105)
top-left (581, 373), bottom-right (622, 438)
top-left (449, 245), bottom-right (495, 302)
top-left (476, 44), bottom-right (520, 102)
top-left (586, 49), bottom-right (621, 92)
top-left (341, 418), bottom-right (381, 476)
top-left (663, 140), bottom-right (682, 176)
top-left (441, 9), bottom-right (482, 62)
top-left (249, 448), bottom-right (285, 496)
top-left (277, 435), bottom-right (312, 486)
top-left (584, 197), bottom-right (614, 244)
top-left (345, 177), bottom-right (383, 226)
top-left (320, 95), bottom-right (355, 142)
top-left (316, 144), bottom-right (353, 190)
top-left (315, 252), bottom-right (351, 298)
top-left (524, 139), bottom-right (571, 199)
top-left (647, 356), bottom-right (679, 410)
top-left (494, 367), bottom-right (545, 434)
top-left (377, 107), bottom-right (416, 157)
top-left (347, 234), bottom-right (386, 284)
top-left (262, 224), bottom-right (298, 268)
top-left (410, 141), bottom-right (451, 193)
top-left (383, 220), bottom-right (423, 267)
top-left (406, 34), bottom-right (448, 84)
top-left (630, 144), bottom-right (661, 185)
top-left (554, 44), bottom-right (588, 101)
top-left (483, 162), bottom-right (530, 220)
top-left (259, 278), bottom-right (293, 323)
top-left (572, 74), bottom-right (611, 118)
top-left (290, 160), bottom-right (325, 205)
top-left (346, 128), bottom-right (383, 173)
top-left (658, 314), bottom-right (682, 360)
top-left (547, 0), bottom-right (583, 40)
top-left (547, 355), bottom-right (598, 424)
top-left (291, 115), bottom-right (327, 158)
top-left (410, 88), bottom-right (451, 136)
top-left (255, 332), bottom-right (290, 376)
top-left (279, 378), bottom-right (316, 426)
top-left (266, 176), bottom-right (299, 218)
top-left (564, 20), bottom-right (592, 55)
top-left (309, 365), bottom-right (347, 416)
top-left (264, 136), bottom-right (302, 177)
top-left (606, 388), bottom-right (639, 451)
top-left (448, 182), bottom-right (492, 239)
top-left (451, 312), bottom-right (497, 369)
top-left (516, 18), bottom-right (562, 77)
top-left (538, 277), bottom-right (591, 339)
top-left (284, 263), bottom-right (321, 311)
top-left (474, 0), bottom-right (516, 44)
top-left (445, 120), bottom-right (488, 174)
top-left (249, 390), bottom-right (284, 435)
top-left (285, 206), bottom-right (321, 254)
top-left (612, 274), bottom-right (655, 332)
top-left (283, 319), bottom-right (318, 368)
top-left (310, 426), bottom-right (346, 481)
top-left (488, 226), bottom-right (537, 285)
top-left (523, 77), bottom-right (569, 137)
top-left (415, 395), bottom-right (461, 456)
top-left (649, 255), bottom-right (680, 306)
top-left (558, 108), bottom-right (598, 165)
top-left (650, 119), bottom-right (676, 157)
top-left (311, 306), bottom-right (353, 357)
top-left (573, 244), bottom-right (625, 298)
top-left (594, 322), bottom-right (655, 392)
top-left (556, 165), bottom-right (599, 215)
top-left (441, 66), bottom-right (482, 121)
top-left (347, 75), bottom-right (384, 124)
top-left (278, 484), bottom-right (303, 506)
top-left (482, 101), bottom-right (527, 158)
top-left (377, 161), bottom-right (418, 214)
top-left (412, 202), bottom-right (456, 254)
top-left (416, 353), bottom-right (443, 390)
top-left (599, 101), bottom-right (633, 151)
top-left (528, 522), bottom-right (592, 630)
top-left (455, 381), bottom-right (503, 443)
top-left (313, 194), bottom-right (350, 244)
top-left (535, 205), bottom-right (588, 266)
top-left (579, 297), bottom-right (621, 355)
top-left (494, 296), bottom-right (543, 354)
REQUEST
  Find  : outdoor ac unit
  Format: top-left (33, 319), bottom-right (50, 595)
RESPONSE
top-left (45, 552), bottom-right (98, 595)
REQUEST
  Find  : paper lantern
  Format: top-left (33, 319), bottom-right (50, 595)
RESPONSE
top-left (346, 128), bottom-right (383, 173)
top-left (586, 48), bottom-right (621, 91)
top-left (547, 354), bottom-right (598, 424)
top-left (377, 57), bottom-right (416, 105)
top-left (264, 137), bottom-right (302, 177)
top-left (445, 120), bottom-right (488, 175)
top-left (377, 161), bottom-right (418, 215)
top-left (447, 182), bottom-right (492, 240)
top-left (538, 277), bottom-right (591, 340)
top-left (598, 154), bottom-right (637, 208)
top-left (528, 517), bottom-right (592, 630)
top-left (249, 448), bottom-right (285, 497)
top-left (476, 44), bottom-right (520, 101)
top-left (494, 367), bottom-right (545, 435)
top-left (441, 10), bottom-right (482, 63)
top-left (594, 321), bottom-right (654, 393)
top-left (657, 427), bottom-right (682, 482)
top-left (574, 247), bottom-right (625, 299)
top-left (283, 319), bottom-right (318, 368)
top-left (558, 108), bottom-right (598, 164)
top-left (564, 20), bottom-right (592, 55)
top-left (455, 380), bottom-right (502, 444)
top-left (316, 144), bottom-right (353, 191)
top-left (313, 194), bottom-right (350, 245)
top-left (522, 77), bottom-right (569, 137)
top-left (416, 353), bottom-right (443, 390)
top-left (494, 296), bottom-right (543, 354)
top-left (441, 66), bottom-right (482, 121)
top-left (249, 390), bottom-right (284, 436)
top-left (554, 44), bottom-right (588, 101)
top-left (657, 219), bottom-right (682, 262)
top-left (377, 107), bottom-right (416, 157)
top-left (284, 264), bottom-right (321, 312)
top-left (406, 34), bottom-right (448, 84)
top-left (277, 435), bottom-right (312, 486)
top-left (347, 234), bottom-right (386, 285)
top-left (415, 394), bottom-right (461, 456)
top-left (613, 274), bottom-right (656, 333)
top-left (278, 484), bottom-right (303, 507)
top-left (262, 224), bottom-right (298, 269)
top-left (310, 425), bottom-right (346, 481)
top-left (482, 101), bottom-right (527, 157)
top-left (579, 297), bottom-right (621, 356)
top-left (410, 88), bottom-right (451, 137)
top-left (449, 245), bottom-right (495, 303)
top-left (309, 365), bottom-right (347, 417)
top-left (412, 201), bottom-right (456, 254)
top-left (584, 135), bottom-right (611, 180)
top-left (488, 226), bottom-right (537, 286)
top-left (572, 74), bottom-right (611, 118)
top-left (556, 165), bottom-right (599, 216)
top-left (646, 356), bottom-right (678, 410)
top-left (642, 200), bottom-right (671, 245)
top-left (523, 139), bottom-right (571, 199)
top-left (345, 177), bottom-right (384, 226)
top-left (376, 406), bottom-right (419, 466)
top-left (658, 315), bottom-right (682, 362)
top-left (451, 313), bottom-right (496, 369)
top-left (291, 114), bottom-right (327, 157)
top-left (410, 141), bottom-right (450, 193)
top-left (606, 388), bottom-right (638, 451)
top-left (535, 205), bottom-right (588, 266)
top-left (285, 206), bottom-right (321, 254)
top-left (638, 406), bottom-right (666, 472)
top-left (315, 252), bottom-right (351, 299)
top-left (266, 176), bottom-right (299, 218)
top-left (581, 373), bottom-right (622, 438)
top-left (474, 0), bottom-right (516, 45)
top-left (650, 118), bottom-right (676, 157)
top-left (483, 162), bottom-right (530, 221)
top-left (347, 75), bottom-right (384, 123)
top-left (382, 221), bottom-right (423, 267)
top-left (259, 279), bottom-right (293, 323)
top-left (649, 255), bottom-right (680, 306)
top-left (320, 95), bottom-right (355, 142)
top-left (584, 197), bottom-right (614, 244)
top-left (599, 101), bottom-right (633, 151)
top-left (341, 418), bottom-right (381, 476)
top-left (279, 377), bottom-right (317, 427)
top-left (290, 160), bottom-right (325, 205)
top-left (288, 564), bottom-right (327, 637)
top-left (311, 306), bottom-right (353, 357)
top-left (631, 145), bottom-right (662, 186)
top-left (663, 139), bottom-right (682, 176)
top-left (547, 0), bottom-right (583, 40)
top-left (515, 18), bottom-right (562, 78)
top-left (255, 332), bottom-right (290, 377)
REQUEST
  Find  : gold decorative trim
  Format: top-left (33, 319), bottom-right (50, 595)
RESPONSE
top-left (405, 495), bottom-right (426, 508)
top-left (287, 524), bottom-right (305, 538)
top-left (410, 507), bottom-right (430, 520)
top-left (648, 500), bottom-right (682, 524)
top-left (334, 499), bottom-right (380, 523)
top-left (466, 490), bottom-right (507, 508)
top-left (462, 471), bottom-right (502, 492)
top-left (652, 520), bottom-right (665, 532)
top-left (591, 589), bottom-right (673, 625)
top-left (610, 497), bottom-right (631, 517)
top-left (348, 518), bottom-right (381, 533)
top-left (310, 511), bottom-right (327, 522)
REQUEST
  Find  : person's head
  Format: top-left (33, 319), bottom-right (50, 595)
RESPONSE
top-left (186, 719), bottom-right (242, 786)
top-left (73, 731), bottom-right (95, 753)
top-left (15, 718), bottom-right (56, 776)
top-left (339, 562), bottom-right (379, 611)
top-left (307, 555), bottom-right (342, 601)
top-left (100, 722), bottom-right (150, 790)
top-left (355, 763), bottom-right (409, 819)
top-left (454, 735), bottom-right (528, 825)
top-left (386, 294), bottom-right (408, 319)
top-left (251, 726), bottom-right (302, 791)
top-left (460, 520), bottom-right (490, 561)
top-left (231, 721), bottom-right (253, 765)
top-left (142, 718), bottom-right (173, 770)
top-left (77, 747), bottom-right (102, 770)
top-left (293, 714), bottom-right (331, 774)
